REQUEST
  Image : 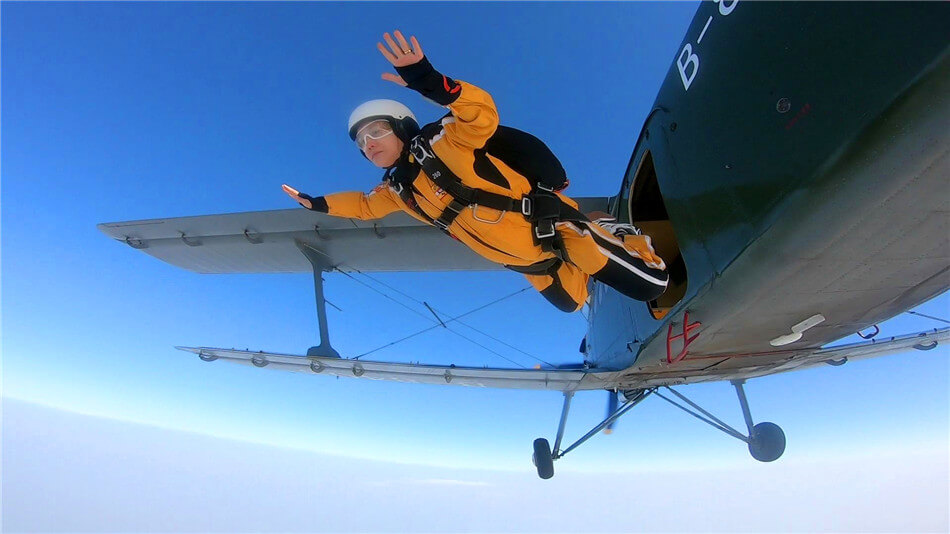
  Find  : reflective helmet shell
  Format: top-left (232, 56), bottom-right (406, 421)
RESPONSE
top-left (348, 99), bottom-right (419, 142)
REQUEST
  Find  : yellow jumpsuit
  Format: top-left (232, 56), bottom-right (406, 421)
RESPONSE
top-left (323, 79), bottom-right (668, 312)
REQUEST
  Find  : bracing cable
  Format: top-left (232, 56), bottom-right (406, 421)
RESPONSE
top-left (333, 268), bottom-right (539, 367)
top-left (905, 310), bottom-right (950, 325)
top-left (295, 241), bottom-right (557, 368)
top-left (351, 269), bottom-right (556, 367)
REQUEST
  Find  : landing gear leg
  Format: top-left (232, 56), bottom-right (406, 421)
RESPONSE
top-left (532, 389), bottom-right (652, 479)
top-left (733, 380), bottom-right (786, 462)
top-left (654, 381), bottom-right (786, 462)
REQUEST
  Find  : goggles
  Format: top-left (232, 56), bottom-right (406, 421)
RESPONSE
top-left (355, 120), bottom-right (394, 149)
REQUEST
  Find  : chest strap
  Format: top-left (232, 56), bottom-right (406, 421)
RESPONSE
top-left (408, 135), bottom-right (525, 231)
top-left (406, 134), bottom-right (587, 255)
top-left (389, 179), bottom-right (436, 226)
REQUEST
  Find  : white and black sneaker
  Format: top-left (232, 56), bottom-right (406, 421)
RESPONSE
top-left (592, 217), bottom-right (642, 238)
top-left (592, 217), bottom-right (666, 270)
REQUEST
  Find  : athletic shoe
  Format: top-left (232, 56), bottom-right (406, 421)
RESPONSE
top-left (592, 218), bottom-right (666, 270)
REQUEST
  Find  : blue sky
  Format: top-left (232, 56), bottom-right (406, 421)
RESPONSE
top-left (2, 2), bottom-right (948, 531)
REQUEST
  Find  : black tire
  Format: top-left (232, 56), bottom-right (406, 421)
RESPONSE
top-left (532, 438), bottom-right (554, 479)
top-left (748, 422), bottom-right (786, 462)
top-left (622, 389), bottom-right (647, 403)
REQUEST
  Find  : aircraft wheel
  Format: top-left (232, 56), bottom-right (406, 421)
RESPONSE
top-left (748, 422), bottom-right (786, 462)
top-left (622, 388), bottom-right (647, 402)
top-left (532, 438), bottom-right (554, 479)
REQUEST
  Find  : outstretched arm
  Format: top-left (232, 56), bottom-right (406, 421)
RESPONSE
top-left (378, 30), bottom-right (498, 149)
top-left (282, 184), bottom-right (322, 210)
top-left (282, 183), bottom-right (403, 221)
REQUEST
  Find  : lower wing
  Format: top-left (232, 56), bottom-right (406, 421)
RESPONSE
top-left (176, 327), bottom-right (947, 391)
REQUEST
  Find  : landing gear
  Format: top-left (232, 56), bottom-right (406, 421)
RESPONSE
top-left (748, 422), bottom-right (786, 462)
top-left (532, 379), bottom-right (786, 478)
top-left (532, 389), bottom-right (652, 479)
top-left (532, 438), bottom-right (554, 479)
top-left (653, 379), bottom-right (786, 463)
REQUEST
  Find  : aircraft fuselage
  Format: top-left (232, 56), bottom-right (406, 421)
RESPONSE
top-left (585, 1), bottom-right (950, 381)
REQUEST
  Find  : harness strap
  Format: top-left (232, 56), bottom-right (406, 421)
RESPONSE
top-left (388, 178), bottom-right (436, 226)
top-left (505, 257), bottom-right (563, 275)
top-left (405, 133), bottom-right (590, 253)
top-left (409, 135), bottom-right (525, 230)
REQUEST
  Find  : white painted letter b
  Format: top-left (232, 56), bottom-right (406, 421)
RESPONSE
top-left (677, 43), bottom-right (699, 92)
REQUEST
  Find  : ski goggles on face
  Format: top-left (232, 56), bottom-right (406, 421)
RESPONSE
top-left (355, 120), bottom-right (394, 149)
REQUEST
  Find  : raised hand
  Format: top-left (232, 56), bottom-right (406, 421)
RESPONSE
top-left (377, 30), bottom-right (424, 87)
top-left (282, 184), bottom-right (311, 210)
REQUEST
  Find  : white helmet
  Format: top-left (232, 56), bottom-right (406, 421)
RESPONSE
top-left (347, 99), bottom-right (419, 141)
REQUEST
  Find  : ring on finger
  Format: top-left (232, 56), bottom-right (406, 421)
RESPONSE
top-left (402, 49), bottom-right (411, 54)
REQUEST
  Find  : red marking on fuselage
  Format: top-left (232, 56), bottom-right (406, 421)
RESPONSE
top-left (785, 103), bottom-right (813, 131)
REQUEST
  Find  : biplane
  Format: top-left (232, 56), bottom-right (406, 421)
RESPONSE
top-left (99, 2), bottom-right (949, 478)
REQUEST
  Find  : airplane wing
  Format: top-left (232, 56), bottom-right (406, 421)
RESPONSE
top-left (96, 197), bottom-right (611, 273)
top-left (176, 327), bottom-right (946, 391)
top-left (629, 327), bottom-right (950, 388)
top-left (175, 346), bottom-right (619, 392)
top-left (807, 328), bottom-right (947, 360)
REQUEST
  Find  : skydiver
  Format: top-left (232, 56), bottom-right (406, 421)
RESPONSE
top-left (283, 31), bottom-right (668, 312)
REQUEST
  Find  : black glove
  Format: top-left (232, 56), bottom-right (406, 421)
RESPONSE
top-left (298, 193), bottom-right (328, 212)
top-left (395, 56), bottom-right (462, 106)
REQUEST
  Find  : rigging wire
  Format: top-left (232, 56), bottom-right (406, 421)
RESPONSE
top-left (333, 268), bottom-right (433, 322)
top-left (345, 268), bottom-right (555, 367)
top-left (295, 240), bottom-right (557, 367)
top-left (905, 310), bottom-right (950, 325)
top-left (333, 268), bottom-right (541, 367)
top-left (355, 319), bottom-right (526, 367)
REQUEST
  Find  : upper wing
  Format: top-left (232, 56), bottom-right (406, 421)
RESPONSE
top-left (175, 327), bottom-right (947, 391)
top-left (97, 197), bottom-right (611, 273)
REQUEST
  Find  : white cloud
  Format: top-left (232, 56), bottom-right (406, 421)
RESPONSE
top-left (366, 478), bottom-right (492, 488)
top-left (3, 399), bottom-right (947, 533)
top-left (411, 478), bottom-right (493, 487)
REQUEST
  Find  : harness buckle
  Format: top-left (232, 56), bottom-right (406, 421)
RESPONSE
top-left (521, 196), bottom-right (533, 217)
top-left (445, 199), bottom-right (467, 214)
top-left (535, 219), bottom-right (556, 240)
top-left (409, 136), bottom-right (436, 164)
top-left (433, 199), bottom-right (467, 233)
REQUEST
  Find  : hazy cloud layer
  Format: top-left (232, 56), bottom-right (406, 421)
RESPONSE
top-left (3, 400), bottom-right (947, 532)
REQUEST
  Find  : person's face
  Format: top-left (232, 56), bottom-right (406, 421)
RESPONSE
top-left (356, 120), bottom-right (404, 168)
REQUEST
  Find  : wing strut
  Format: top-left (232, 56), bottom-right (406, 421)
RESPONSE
top-left (296, 240), bottom-right (341, 358)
